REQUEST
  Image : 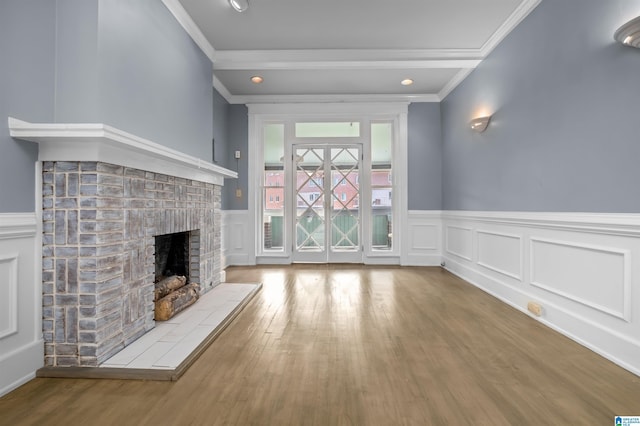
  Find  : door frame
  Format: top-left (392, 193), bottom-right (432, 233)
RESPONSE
top-left (248, 103), bottom-right (409, 265)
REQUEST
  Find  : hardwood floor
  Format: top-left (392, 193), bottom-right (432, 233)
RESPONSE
top-left (1, 265), bottom-right (639, 425)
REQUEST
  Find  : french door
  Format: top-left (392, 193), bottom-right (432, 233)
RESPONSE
top-left (292, 144), bottom-right (362, 263)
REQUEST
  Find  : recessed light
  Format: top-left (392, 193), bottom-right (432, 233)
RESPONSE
top-left (401, 79), bottom-right (414, 86)
top-left (250, 76), bottom-right (263, 84)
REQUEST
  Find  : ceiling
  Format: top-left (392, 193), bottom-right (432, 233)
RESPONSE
top-left (164, 0), bottom-right (541, 104)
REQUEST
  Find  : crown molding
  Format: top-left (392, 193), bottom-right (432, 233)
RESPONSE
top-left (227, 93), bottom-right (440, 105)
top-left (479, 0), bottom-right (542, 57)
top-left (213, 74), bottom-right (235, 103)
top-left (437, 68), bottom-right (475, 100)
top-left (162, 0), bottom-right (216, 63)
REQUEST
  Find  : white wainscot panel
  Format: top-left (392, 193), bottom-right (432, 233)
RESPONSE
top-left (0, 254), bottom-right (18, 339)
top-left (411, 225), bottom-right (438, 250)
top-left (477, 231), bottom-right (522, 281)
top-left (403, 211), bottom-right (441, 266)
top-left (530, 238), bottom-right (630, 321)
top-left (0, 212), bottom-right (42, 397)
top-left (221, 210), bottom-right (252, 267)
top-left (446, 225), bottom-right (472, 261)
top-left (232, 223), bottom-right (245, 250)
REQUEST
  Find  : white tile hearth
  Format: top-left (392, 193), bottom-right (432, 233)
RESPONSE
top-left (101, 283), bottom-right (260, 370)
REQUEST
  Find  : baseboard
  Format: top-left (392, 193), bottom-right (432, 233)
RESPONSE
top-left (403, 254), bottom-right (443, 266)
top-left (0, 340), bottom-right (44, 397)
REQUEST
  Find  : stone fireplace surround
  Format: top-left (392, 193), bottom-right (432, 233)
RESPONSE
top-left (9, 118), bottom-right (236, 368)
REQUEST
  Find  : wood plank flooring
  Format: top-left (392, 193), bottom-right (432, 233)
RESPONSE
top-left (1, 265), bottom-right (639, 425)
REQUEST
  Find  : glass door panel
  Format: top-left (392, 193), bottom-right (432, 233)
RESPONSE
top-left (330, 147), bottom-right (360, 253)
top-left (292, 145), bottom-right (362, 263)
top-left (295, 147), bottom-right (326, 254)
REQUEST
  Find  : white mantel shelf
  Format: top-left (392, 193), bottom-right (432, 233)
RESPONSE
top-left (8, 117), bottom-right (237, 186)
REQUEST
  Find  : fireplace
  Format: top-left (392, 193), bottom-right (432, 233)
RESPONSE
top-left (9, 118), bottom-right (236, 369)
top-left (41, 161), bottom-right (222, 367)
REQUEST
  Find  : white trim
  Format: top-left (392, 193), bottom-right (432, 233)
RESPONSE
top-left (214, 49), bottom-right (485, 66)
top-left (248, 103), bottom-right (409, 116)
top-left (248, 103), bottom-right (407, 264)
top-left (0, 213), bottom-right (37, 240)
top-left (476, 229), bottom-right (523, 281)
top-left (402, 210), bottom-right (442, 266)
top-left (442, 210), bottom-right (640, 236)
top-left (0, 340), bottom-right (44, 397)
top-left (213, 49), bottom-right (481, 71)
top-left (437, 68), bottom-right (474, 100)
top-left (445, 225), bottom-right (473, 261)
top-left (0, 211), bottom-right (42, 397)
top-left (529, 237), bottom-right (631, 322)
top-left (213, 75), bottom-right (235, 104)
top-left (162, 0), bottom-right (540, 104)
top-left (479, 0), bottom-right (542, 57)
top-left (0, 253), bottom-right (19, 339)
top-left (8, 117), bottom-right (237, 186)
top-left (227, 93), bottom-right (439, 105)
top-left (221, 210), bottom-right (253, 267)
top-left (442, 209), bottom-right (640, 377)
top-left (444, 257), bottom-right (640, 378)
top-left (161, 0), bottom-right (216, 63)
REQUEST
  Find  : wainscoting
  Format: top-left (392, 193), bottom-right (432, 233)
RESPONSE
top-left (220, 210), bottom-right (252, 268)
top-left (441, 210), bottom-right (640, 377)
top-left (220, 208), bottom-right (640, 376)
top-left (402, 210), bottom-right (442, 266)
top-left (3, 208), bottom-right (639, 396)
top-left (0, 213), bottom-right (43, 396)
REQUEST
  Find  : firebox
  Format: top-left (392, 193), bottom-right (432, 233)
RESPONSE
top-left (155, 231), bottom-right (191, 281)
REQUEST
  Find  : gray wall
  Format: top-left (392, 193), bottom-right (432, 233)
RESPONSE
top-left (222, 105), bottom-right (249, 210)
top-left (218, 103), bottom-right (441, 211)
top-left (212, 89), bottom-right (230, 167)
top-left (1, 0), bottom-right (214, 214)
top-left (407, 103), bottom-right (442, 210)
top-left (55, 0), bottom-right (213, 159)
top-left (0, 0), bottom-right (56, 212)
top-left (441, 0), bottom-right (640, 212)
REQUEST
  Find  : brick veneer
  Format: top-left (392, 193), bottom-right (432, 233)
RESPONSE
top-left (42, 161), bottom-right (221, 367)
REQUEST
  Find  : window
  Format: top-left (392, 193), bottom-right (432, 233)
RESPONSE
top-left (341, 193), bottom-right (347, 201)
top-left (262, 123), bottom-right (285, 251)
top-left (295, 122), bottom-right (360, 138)
top-left (371, 122), bottom-right (393, 251)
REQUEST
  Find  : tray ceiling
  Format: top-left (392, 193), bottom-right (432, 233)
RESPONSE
top-left (165, 0), bottom-right (541, 103)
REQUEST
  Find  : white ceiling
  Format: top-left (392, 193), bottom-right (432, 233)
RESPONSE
top-left (164, 0), bottom-right (541, 104)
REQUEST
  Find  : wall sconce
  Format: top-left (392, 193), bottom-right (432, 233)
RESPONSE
top-left (229, 0), bottom-right (249, 13)
top-left (614, 16), bottom-right (640, 48)
top-left (470, 116), bottom-right (491, 133)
